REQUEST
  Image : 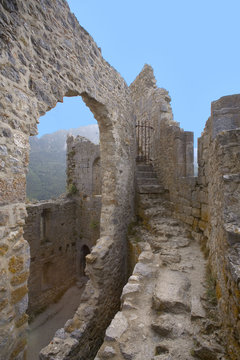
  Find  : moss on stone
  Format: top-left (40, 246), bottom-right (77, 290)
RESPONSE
top-left (8, 256), bottom-right (24, 274)
top-left (10, 271), bottom-right (29, 286)
top-left (0, 244), bottom-right (9, 256)
top-left (11, 285), bottom-right (28, 304)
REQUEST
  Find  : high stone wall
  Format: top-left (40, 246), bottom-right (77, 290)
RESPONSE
top-left (67, 135), bottom-right (101, 197)
top-left (131, 65), bottom-right (240, 358)
top-left (24, 198), bottom-right (77, 319)
top-left (0, 1), bottom-right (135, 359)
top-left (24, 135), bottom-right (102, 337)
top-left (197, 97), bottom-right (240, 359)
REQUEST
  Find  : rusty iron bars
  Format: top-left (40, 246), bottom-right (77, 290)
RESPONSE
top-left (136, 120), bottom-right (154, 163)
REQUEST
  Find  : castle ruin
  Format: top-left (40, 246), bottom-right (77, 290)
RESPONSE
top-left (0, 1), bottom-right (240, 359)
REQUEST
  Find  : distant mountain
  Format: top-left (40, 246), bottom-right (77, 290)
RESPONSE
top-left (26, 125), bottom-right (99, 201)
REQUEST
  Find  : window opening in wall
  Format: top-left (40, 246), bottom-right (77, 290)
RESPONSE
top-left (40, 208), bottom-right (50, 243)
top-left (26, 96), bottom-right (99, 201)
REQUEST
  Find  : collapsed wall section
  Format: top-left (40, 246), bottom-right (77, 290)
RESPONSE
top-left (0, 0), bottom-right (135, 359)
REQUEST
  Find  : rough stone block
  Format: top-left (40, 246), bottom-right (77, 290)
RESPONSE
top-left (192, 207), bottom-right (201, 218)
top-left (191, 296), bottom-right (206, 319)
top-left (8, 256), bottom-right (24, 274)
top-left (201, 204), bottom-right (209, 222)
top-left (105, 312), bottom-right (128, 341)
top-left (152, 269), bottom-right (191, 314)
top-left (11, 285), bottom-right (28, 304)
top-left (199, 220), bottom-right (208, 231)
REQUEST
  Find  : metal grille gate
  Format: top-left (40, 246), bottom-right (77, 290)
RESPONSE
top-left (136, 120), bottom-right (154, 163)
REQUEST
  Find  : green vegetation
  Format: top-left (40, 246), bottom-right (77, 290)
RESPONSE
top-left (67, 183), bottom-right (78, 195)
top-left (90, 220), bottom-right (100, 229)
top-left (205, 265), bottom-right (217, 306)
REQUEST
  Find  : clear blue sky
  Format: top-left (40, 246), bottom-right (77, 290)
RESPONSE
top-left (38, 0), bottom-right (240, 146)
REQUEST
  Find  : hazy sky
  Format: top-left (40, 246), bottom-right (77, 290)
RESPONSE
top-left (38, 0), bottom-right (240, 146)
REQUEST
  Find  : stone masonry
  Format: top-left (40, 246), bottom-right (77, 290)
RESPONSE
top-left (0, 0), bottom-right (135, 359)
top-left (24, 198), bottom-right (77, 319)
top-left (23, 135), bottom-right (102, 354)
top-left (130, 66), bottom-right (240, 359)
top-left (96, 164), bottom-right (227, 360)
top-left (0, 1), bottom-right (240, 359)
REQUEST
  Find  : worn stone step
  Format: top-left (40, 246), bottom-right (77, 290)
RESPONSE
top-left (137, 171), bottom-right (157, 179)
top-left (191, 296), bottom-right (206, 319)
top-left (138, 184), bottom-right (166, 194)
top-left (152, 269), bottom-right (191, 314)
top-left (139, 196), bottom-right (172, 210)
top-left (137, 178), bottom-right (159, 185)
top-left (151, 313), bottom-right (192, 339)
top-left (136, 164), bottom-right (154, 172)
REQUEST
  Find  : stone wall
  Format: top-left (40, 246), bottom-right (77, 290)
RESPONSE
top-left (24, 199), bottom-right (77, 318)
top-left (67, 135), bottom-right (101, 196)
top-left (0, 0), bottom-right (135, 359)
top-left (131, 65), bottom-right (240, 358)
top-left (130, 65), bottom-right (195, 229)
top-left (197, 96), bottom-right (240, 359)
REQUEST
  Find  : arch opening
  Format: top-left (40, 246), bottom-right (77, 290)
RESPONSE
top-left (24, 93), bottom-right (106, 359)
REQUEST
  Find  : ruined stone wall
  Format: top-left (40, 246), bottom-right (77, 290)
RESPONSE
top-left (156, 94), bottom-right (240, 358)
top-left (66, 135), bottom-right (101, 276)
top-left (130, 64), bottom-right (173, 163)
top-left (197, 96), bottom-right (240, 359)
top-left (24, 199), bottom-right (77, 318)
top-left (131, 66), bottom-right (240, 358)
top-left (67, 135), bottom-right (101, 196)
top-left (0, 1), bottom-right (135, 359)
top-left (130, 65), bottom-right (195, 229)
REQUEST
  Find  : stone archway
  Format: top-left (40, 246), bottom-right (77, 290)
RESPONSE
top-left (0, 1), bottom-right (135, 359)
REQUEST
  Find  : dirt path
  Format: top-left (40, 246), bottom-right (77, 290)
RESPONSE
top-left (26, 285), bottom-right (85, 360)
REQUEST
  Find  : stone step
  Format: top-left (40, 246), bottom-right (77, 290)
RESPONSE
top-left (151, 313), bottom-right (191, 339)
top-left (136, 164), bottom-right (154, 172)
top-left (152, 269), bottom-right (191, 314)
top-left (136, 171), bottom-right (157, 179)
top-left (137, 178), bottom-right (159, 185)
top-left (138, 184), bottom-right (166, 194)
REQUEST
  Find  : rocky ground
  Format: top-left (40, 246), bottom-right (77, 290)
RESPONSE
top-left (96, 164), bottom-right (229, 360)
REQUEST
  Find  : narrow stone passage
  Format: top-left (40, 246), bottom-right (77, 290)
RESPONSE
top-left (26, 285), bottom-right (85, 360)
top-left (96, 164), bottom-right (228, 360)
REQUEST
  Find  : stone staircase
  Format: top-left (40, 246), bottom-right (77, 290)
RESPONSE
top-left (95, 163), bottom-right (228, 360)
top-left (136, 163), bottom-right (167, 195)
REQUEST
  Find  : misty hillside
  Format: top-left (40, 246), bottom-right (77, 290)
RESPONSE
top-left (26, 125), bottom-right (99, 201)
